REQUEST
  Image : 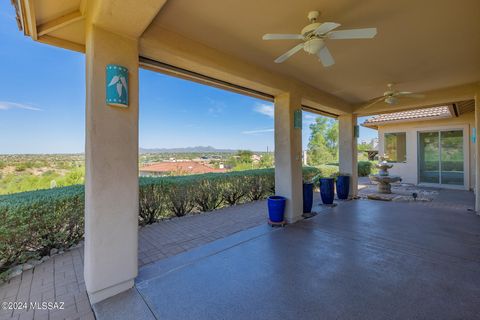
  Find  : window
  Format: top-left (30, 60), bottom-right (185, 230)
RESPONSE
top-left (384, 132), bottom-right (406, 162)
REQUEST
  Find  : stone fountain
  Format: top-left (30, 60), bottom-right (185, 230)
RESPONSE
top-left (369, 156), bottom-right (402, 194)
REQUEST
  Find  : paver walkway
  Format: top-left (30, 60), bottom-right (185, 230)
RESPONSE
top-left (0, 200), bottom-right (270, 320)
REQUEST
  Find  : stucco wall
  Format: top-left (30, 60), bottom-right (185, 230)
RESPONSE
top-left (377, 112), bottom-right (474, 190)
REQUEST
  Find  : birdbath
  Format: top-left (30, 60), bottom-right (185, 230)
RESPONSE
top-left (369, 156), bottom-right (402, 194)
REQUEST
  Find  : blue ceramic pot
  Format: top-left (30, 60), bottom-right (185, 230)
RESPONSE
top-left (320, 178), bottom-right (335, 205)
top-left (268, 196), bottom-right (286, 222)
top-left (303, 183), bottom-right (313, 213)
top-left (336, 175), bottom-right (350, 200)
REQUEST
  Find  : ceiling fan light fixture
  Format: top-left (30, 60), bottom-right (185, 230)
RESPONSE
top-left (385, 96), bottom-right (397, 105)
top-left (303, 38), bottom-right (324, 54)
top-left (364, 83), bottom-right (426, 110)
top-left (262, 10), bottom-right (377, 65)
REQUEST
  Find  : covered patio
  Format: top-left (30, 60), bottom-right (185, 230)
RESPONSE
top-left (97, 198), bottom-right (480, 320)
top-left (7, 0), bottom-right (480, 318)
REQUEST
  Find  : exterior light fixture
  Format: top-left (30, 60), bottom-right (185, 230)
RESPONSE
top-left (106, 64), bottom-right (129, 107)
top-left (354, 125), bottom-right (360, 138)
top-left (294, 109), bottom-right (302, 129)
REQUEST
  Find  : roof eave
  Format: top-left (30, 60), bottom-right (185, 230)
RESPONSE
top-left (362, 114), bottom-right (453, 128)
top-left (11, 0), bottom-right (23, 32)
top-left (360, 123), bottom-right (378, 130)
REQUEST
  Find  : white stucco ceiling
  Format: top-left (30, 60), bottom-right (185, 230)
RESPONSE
top-left (150, 0), bottom-right (480, 104)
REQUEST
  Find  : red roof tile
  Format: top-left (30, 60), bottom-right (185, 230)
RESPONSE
top-left (140, 161), bottom-right (226, 175)
top-left (362, 106), bottom-right (452, 129)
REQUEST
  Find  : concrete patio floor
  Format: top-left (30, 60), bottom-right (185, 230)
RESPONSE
top-left (96, 197), bottom-right (480, 320)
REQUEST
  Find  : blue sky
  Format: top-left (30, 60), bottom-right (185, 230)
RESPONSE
top-left (0, 2), bottom-right (376, 154)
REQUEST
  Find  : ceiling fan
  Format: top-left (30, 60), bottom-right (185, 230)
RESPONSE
top-left (363, 83), bottom-right (426, 109)
top-left (262, 11), bottom-right (377, 66)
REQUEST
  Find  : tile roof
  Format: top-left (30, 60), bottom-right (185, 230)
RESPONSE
top-left (140, 161), bottom-right (227, 175)
top-left (362, 106), bottom-right (452, 129)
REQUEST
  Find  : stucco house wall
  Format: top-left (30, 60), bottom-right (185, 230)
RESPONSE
top-left (377, 111), bottom-right (474, 190)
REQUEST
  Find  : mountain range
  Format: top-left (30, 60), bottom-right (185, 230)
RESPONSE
top-left (139, 146), bottom-right (238, 153)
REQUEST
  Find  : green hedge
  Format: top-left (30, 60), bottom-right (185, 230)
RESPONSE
top-left (317, 165), bottom-right (339, 178)
top-left (0, 167), bottom-right (320, 274)
top-left (312, 161), bottom-right (374, 178)
top-left (0, 185), bottom-right (85, 275)
top-left (358, 161), bottom-right (374, 176)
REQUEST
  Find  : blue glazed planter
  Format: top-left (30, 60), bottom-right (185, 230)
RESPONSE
top-left (320, 178), bottom-right (335, 205)
top-left (336, 176), bottom-right (350, 200)
top-left (268, 196), bottom-right (286, 222)
top-left (303, 183), bottom-right (314, 213)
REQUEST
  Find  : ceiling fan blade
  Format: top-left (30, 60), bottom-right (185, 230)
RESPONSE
top-left (317, 46), bottom-right (335, 67)
top-left (395, 91), bottom-right (413, 96)
top-left (328, 28), bottom-right (377, 39)
top-left (274, 43), bottom-right (304, 63)
top-left (314, 22), bottom-right (341, 35)
top-left (398, 92), bottom-right (425, 99)
top-left (361, 97), bottom-right (385, 110)
top-left (263, 34), bottom-right (303, 40)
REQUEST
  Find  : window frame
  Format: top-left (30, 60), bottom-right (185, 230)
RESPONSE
top-left (383, 132), bottom-right (407, 163)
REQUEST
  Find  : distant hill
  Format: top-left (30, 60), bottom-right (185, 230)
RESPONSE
top-left (139, 146), bottom-right (238, 154)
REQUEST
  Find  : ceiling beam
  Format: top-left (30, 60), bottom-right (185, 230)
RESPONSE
top-left (23, 0), bottom-right (37, 40)
top-left (140, 57), bottom-right (274, 102)
top-left (37, 10), bottom-right (83, 37)
top-left (88, 0), bottom-right (167, 38)
top-left (140, 25), bottom-right (353, 115)
top-left (354, 82), bottom-right (479, 116)
top-left (38, 35), bottom-right (85, 53)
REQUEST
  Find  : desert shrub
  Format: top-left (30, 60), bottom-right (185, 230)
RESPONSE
top-left (138, 181), bottom-right (167, 225)
top-left (15, 163), bottom-right (28, 172)
top-left (194, 177), bottom-right (224, 212)
top-left (165, 178), bottom-right (197, 217)
top-left (221, 174), bottom-right (250, 205)
top-left (245, 173), bottom-right (274, 201)
top-left (358, 161), bottom-right (373, 177)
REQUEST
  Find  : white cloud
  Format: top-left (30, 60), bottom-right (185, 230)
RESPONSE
top-left (0, 101), bottom-right (42, 111)
top-left (242, 128), bottom-right (274, 135)
top-left (303, 114), bottom-right (316, 120)
top-left (253, 103), bottom-right (274, 118)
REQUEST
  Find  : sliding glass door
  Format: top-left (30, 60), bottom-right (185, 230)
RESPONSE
top-left (418, 132), bottom-right (440, 184)
top-left (440, 131), bottom-right (464, 185)
top-left (418, 130), bottom-right (464, 186)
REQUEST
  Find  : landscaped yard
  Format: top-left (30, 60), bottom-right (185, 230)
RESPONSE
top-left (0, 167), bottom-right (323, 279)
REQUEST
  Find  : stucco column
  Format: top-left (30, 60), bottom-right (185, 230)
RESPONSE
top-left (338, 114), bottom-right (358, 198)
top-left (274, 92), bottom-right (303, 223)
top-left (84, 25), bottom-right (139, 303)
top-left (475, 89), bottom-right (480, 213)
